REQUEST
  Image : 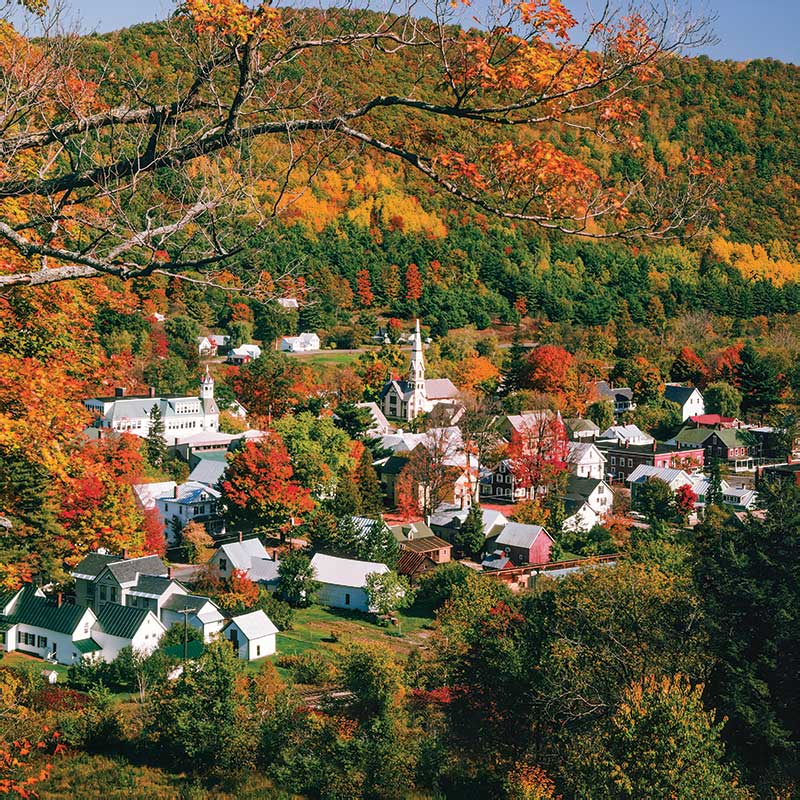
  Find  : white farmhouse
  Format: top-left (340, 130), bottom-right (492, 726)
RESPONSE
top-left (664, 384), bottom-right (706, 422)
top-left (567, 441), bottom-right (607, 480)
top-left (84, 368), bottom-right (219, 437)
top-left (223, 610), bottom-right (278, 660)
top-left (227, 344), bottom-right (262, 365)
top-left (279, 332), bottom-right (320, 352)
top-left (310, 553), bottom-right (389, 613)
top-left (92, 603), bottom-right (166, 662)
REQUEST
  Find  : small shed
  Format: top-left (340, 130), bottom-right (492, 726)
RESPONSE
top-left (223, 610), bottom-right (278, 660)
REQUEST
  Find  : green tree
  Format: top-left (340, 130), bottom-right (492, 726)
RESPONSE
top-left (145, 405), bottom-right (167, 470)
top-left (704, 381), bottom-right (742, 418)
top-left (452, 504), bottom-right (485, 558)
top-left (338, 642), bottom-right (404, 719)
top-left (564, 675), bottom-right (751, 800)
top-left (694, 481), bottom-right (800, 788)
top-left (159, 622), bottom-right (204, 649)
top-left (585, 399), bottom-right (615, 431)
top-left (501, 328), bottom-right (530, 395)
top-left (359, 517), bottom-right (399, 567)
top-left (635, 477), bottom-right (676, 523)
top-left (365, 571), bottom-right (414, 617)
top-left (706, 459), bottom-right (724, 508)
top-left (275, 412), bottom-right (355, 497)
top-left (144, 639), bottom-right (251, 775)
top-left (736, 343), bottom-right (782, 421)
top-left (276, 549), bottom-right (320, 607)
top-left (354, 446), bottom-right (384, 517)
top-left (334, 402), bottom-right (373, 439)
top-left (328, 473), bottom-right (362, 517)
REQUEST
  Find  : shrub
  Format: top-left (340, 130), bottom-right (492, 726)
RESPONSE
top-left (276, 652), bottom-right (337, 685)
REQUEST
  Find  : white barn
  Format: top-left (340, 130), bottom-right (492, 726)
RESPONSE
top-left (310, 553), bottom-right (389, 613)
top-left (223, 610), bottom-right (278, 660)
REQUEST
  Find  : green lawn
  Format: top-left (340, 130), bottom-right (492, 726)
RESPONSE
top-left (2, 651), bottom-right (71, 679)
top-left (290, 351), bottom-right (362, 367)
top-left (272, 603), bottom-right (434, 662)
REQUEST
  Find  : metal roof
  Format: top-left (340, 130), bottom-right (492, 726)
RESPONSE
top-left (74, 638), bottom-right (103, 654)
top-left (225, 609), bottom-right (278, 640)
top-left (96, 603), bottom-right (154, 639)
top-left (310, 553), bottom-right (389, 588)
top-left (495, 523), bottom-right (547, 550)
top-left (7, 587), bottom-right (90, 634)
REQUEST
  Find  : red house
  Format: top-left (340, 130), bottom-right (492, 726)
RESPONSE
top-left (493, 523), bottom-right (554, 566)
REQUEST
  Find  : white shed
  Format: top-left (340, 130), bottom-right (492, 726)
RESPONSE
top-left (224, 610), bottom-right (278, 660)
top-left (310, 553), bottom-right (389, 613)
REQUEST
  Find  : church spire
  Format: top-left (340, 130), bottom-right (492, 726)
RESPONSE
top-left (409, 319), bottom-right (425, 388)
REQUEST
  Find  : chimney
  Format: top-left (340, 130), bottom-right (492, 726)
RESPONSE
top-left (122, 548), bottom-right (129, 560)
top-left (56, 592), bottom-right (63, 608)
top-left (167, 566), bottom-right (174, 580)
top-left (239, 531), bottom-right (243, 542)
top-left (652, 440), bottom-right (657, 453)
top-left (173, 485), bottom-right (179, 499)
top-left (115, 387), bottom-right (126, 398)
top-left (149, 386), bottom-right (156, 398)
top-left (625, 440), bottom-right (629, 449)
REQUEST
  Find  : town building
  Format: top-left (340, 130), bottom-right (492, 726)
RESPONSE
top-left (226, 344), bottom-right (262, 365)
top-left (596, 439), bottom-right (705, 482)
top-left (279, 332), bottom-right (320, 352)
top-left (379, 320), bottom-right (459, 422)
top-left (223, 610), bottom-right (278, 660)
top-left (675, 426), bottom-right (761, 471)
top-left (568, 441), bottom-right (607, 479)
top-left (664, 384), bottom-right (705, 422)
top-left (492, 523), bottom-right (554, 567)
top-left (594, 381), bottom-right (636, 416)
top-left (561, 476), bottom-right (613, 532)
top-left (310, 553), bottom-right (389, 613)
top-left (564, 417), bottom-right (600, 441)
top-left (396, 536), bottom-right (452, 581)
top-left (84, 368), bottom-right (219, 438)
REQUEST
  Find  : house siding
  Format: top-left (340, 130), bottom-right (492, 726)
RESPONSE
top-left (316, 583), bottom-right (370, 613)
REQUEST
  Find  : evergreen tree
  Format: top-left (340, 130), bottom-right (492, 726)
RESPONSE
top-left (453, 504), bottom-right (485, 559)
top-left (736, 343), bottom-right (782, 421)
top-left (354, 447), bottom-right (384, 517)
top-left (329, 473), bottom-right (362, 517)
top-left (145, 405), bottom-right (167, 469)
top-left (706, 459), bottom-right (724, 508)
top-left (277, 550), bottom-right (320, 607)
top-left (501, 327), bottom-right (529, 395)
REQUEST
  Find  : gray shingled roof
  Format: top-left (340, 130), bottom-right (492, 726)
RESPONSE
top-left (72, 553), bottom-right (119, 578)
top-left (131, 575), bottom-right (179, 596)
top-left (104, 555), bottom-right (167, 585)
top-left (162, 594), bottom-right (212, 613)
top-left (664, 384), bottom-right (698, 406)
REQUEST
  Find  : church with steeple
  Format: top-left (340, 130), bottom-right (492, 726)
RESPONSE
top-left (379, 320), bottom-right (460, 422)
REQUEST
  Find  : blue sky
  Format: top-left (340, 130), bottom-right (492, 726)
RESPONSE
top-left (49, 0), bottom-right (800, 64)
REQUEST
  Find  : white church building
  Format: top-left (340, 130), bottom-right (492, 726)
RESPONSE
top-left (379, 320), bottom-right (459, 422)
top-left (84, 368), bottom-right (220, 437)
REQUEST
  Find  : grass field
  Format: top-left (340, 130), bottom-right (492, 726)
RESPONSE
top-left (274, 603), bottom-right (434, 662)
top-left (289, 350), bottom-right (363, 367)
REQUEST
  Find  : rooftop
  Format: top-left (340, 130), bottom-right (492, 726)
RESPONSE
top-left (96, 603), bottom-right (155, 639)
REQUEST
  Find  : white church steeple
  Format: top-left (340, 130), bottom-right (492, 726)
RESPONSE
top-left (200, 365), bottom-right (215, 400)
top-left (407, 319), bottom-right (427, 418)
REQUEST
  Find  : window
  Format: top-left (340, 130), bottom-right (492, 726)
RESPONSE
top-left (628, 458), bottom-right (633, 467)
top-left (219, 558), bottom-right (227, 572)
top-left (610, 456), bottom-right (616, 465)
top-left (345, 593), bottom-right (351, 606)
top-left (110, 586), bottom-right (117, 602)
top-left (99, 586), bottom-right (107, 601)
top-left (37, 636), bottom-right (47, 648)
top-left (256, 645), bottom-right (261, 657)
top-left (84, 622), bottom-right (89, 634)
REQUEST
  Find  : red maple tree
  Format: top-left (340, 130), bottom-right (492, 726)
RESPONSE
top-left (405, 263), bottom-right (423, 302)
top-left (356, 269), bottom-right (375, 307)
top-left (507, 413), bottom-right (569, 500)
top-left (220, 435), bottom-right (314, 537)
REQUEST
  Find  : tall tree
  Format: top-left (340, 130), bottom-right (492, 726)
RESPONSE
top-left (354, 447), bottom-right (384, 517)
top-left (452, 504), bottom-right (485, 559)
top-left (736, 343), bottom-right (783, 421)
top-left (220, 436), bottom-right (314, 537)
top-left (694, 482), bottom-right (800, 788)
top-left (704, 381), bottom-right (742, 418)
top-left (145, 405), bottom-right (167, 470)
top-left (458, 392), bottom-right (502, 503)
top-left (507, 413), bottom-right (569, 500)
top-left (276, 549), bottom-right (320, 608)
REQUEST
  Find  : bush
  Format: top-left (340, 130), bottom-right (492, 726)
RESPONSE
top-left (256, 591), bottom-right (294, 631)
top-left (414, 561), bottom-right (474, 610)
top-left (276, 652), bottom-right (338, 685)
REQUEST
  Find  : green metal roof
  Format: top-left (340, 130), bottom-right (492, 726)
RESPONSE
top-left (96, 603), bottom-right (151, 639)
top-left (9, 587), bottom-right (89, 634)
top-left (73, 638), bottom-right (103, 654)
top-left (676, 427), bottom-right (714, 445)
